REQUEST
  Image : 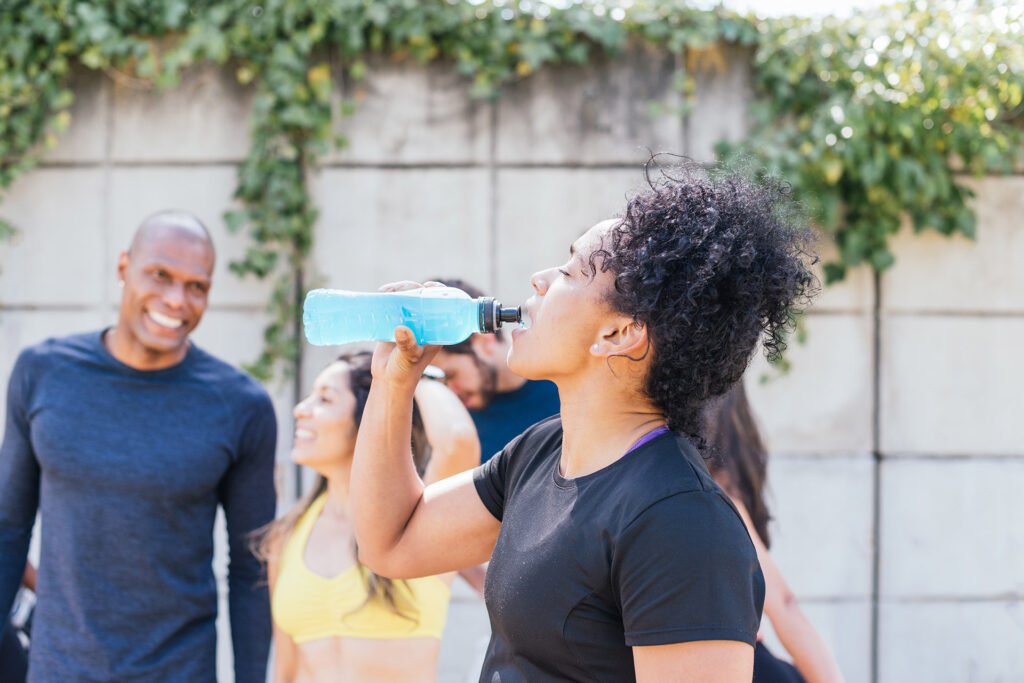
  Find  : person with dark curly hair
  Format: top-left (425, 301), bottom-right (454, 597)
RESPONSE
top-left (348, 161), bottom-right (818, 682)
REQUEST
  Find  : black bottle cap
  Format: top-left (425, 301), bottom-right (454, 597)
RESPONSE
top-left (498, 306), bottom-right (521, 324)
top-left (478, 299), bottom-right (522, 333)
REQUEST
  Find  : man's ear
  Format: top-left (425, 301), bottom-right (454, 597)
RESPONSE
top-left (470, 332), bottom-right (499, 361)
top-left (116, 251), bottom-right (129, 285)
top-left (590, 316), bottom-right (648, 360)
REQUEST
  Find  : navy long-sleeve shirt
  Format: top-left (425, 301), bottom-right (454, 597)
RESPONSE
top-left (0, 331), bottom-right (277, 683)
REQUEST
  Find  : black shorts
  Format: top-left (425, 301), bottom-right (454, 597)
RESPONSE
top-left (754, 642), bottom-right (806, 683)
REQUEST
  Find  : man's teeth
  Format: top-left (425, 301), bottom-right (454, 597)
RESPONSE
top-left (148, 310), bottom-right (184, 329)
top-left (295, 429), bottom-right (315, 440)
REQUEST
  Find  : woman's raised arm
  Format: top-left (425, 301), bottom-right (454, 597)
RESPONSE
top-left (415, 377), bottom-right (480, 485)
top-left (350, 323), bottom-right (500, 579)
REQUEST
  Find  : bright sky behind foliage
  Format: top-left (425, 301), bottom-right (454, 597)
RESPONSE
top-left (529, 0), bottom-right (929, 19)
top-left (704, 0), bottom-right (891, 17)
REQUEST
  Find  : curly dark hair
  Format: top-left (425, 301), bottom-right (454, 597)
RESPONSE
top-left (592, 158), bottom-right (818, 438)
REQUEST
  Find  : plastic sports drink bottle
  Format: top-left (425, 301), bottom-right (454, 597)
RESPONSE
top-left (303, 287), bottom-right (522, 346)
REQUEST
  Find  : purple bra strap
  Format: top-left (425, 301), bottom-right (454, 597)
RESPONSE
top-left (625, 425), bottom-right (671, 455)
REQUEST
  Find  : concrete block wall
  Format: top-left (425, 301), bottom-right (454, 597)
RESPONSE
top-left (2, 48), bottom-right (1021, 683)
top-left (875, 176), bottom-right (1024, 683)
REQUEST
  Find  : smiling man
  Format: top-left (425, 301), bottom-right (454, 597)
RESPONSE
top-left (0, 211), bottom-right (277, 683)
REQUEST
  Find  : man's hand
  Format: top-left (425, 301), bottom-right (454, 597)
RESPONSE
top-left (22, 562), bottom-right (36, 593)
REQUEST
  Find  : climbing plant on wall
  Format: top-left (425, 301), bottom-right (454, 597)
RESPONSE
top-left (717, 0), bottom-right (1023, 282)
top-left (1, 0), bottom-right (1021, 380)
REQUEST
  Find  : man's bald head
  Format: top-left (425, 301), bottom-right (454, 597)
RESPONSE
top-left (129, 210), bottom-right (215, 265)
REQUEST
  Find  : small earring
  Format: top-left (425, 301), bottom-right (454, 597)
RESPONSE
top-left (118, 280), bottom-right (124, 287)
top-left (591, 344), bottom-right (599, 353)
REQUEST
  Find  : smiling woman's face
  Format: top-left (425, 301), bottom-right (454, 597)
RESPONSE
top-left (507, 219), bottom-right (622, 381)
top-left (291, 361), bottom-right (359, 470)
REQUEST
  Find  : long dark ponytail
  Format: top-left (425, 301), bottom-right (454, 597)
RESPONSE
top-left (703, 381), bottom-right (772, 547)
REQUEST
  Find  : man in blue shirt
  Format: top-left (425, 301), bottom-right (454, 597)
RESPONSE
top-left (428, 278), bottom-right (560, 463)
top-left (0, 211), bottom-right (276, 682)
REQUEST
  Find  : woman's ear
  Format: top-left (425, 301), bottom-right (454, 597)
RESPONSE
top-left (591, 316), bottom-right (648, 360)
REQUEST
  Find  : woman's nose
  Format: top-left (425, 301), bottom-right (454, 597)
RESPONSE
top-left (530, 270), bottom-right (550, 295)
top-left (293, 397), bottom-right (312, 419)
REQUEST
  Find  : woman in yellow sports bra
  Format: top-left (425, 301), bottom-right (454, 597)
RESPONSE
top-left (256, 350), bottom-right (479, 683)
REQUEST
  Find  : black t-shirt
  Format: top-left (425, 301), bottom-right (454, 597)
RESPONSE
top-left (473, 416), bottom-right (765, 683)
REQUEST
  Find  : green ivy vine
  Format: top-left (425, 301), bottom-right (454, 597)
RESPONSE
top-left (718, 0), bottom-right (1023, 282)
top-left (1, 0), bottom-right (1021, 381)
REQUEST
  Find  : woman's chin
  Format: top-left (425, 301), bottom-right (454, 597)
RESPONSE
top-left (290, 450), bottom-right (319, 468)
top-left (506, 348), bottom-right (525, 376)
top-left (291, 451), bottom-right (345, 476)
top-left (507, 351), bottom-right (543, 382)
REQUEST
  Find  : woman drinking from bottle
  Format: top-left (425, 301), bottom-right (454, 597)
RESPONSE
top-left (350, 160), bottom-right (817, 682)
top-left (256, 350), bottom-right (479, 683)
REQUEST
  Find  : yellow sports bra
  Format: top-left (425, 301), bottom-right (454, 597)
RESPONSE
top-left (271, 494), bottom-right (451, 644)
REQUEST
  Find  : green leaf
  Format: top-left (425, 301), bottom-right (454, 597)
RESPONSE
top-left (224, 209), bottom-right (249, 234)
top-left (823, 262), bottom-right (846, 285)
top-left (868, 248), bottom-right (895, 272)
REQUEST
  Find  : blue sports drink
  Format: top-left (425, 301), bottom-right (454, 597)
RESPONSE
top-left (303, 287), bottom-right (522, 346)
